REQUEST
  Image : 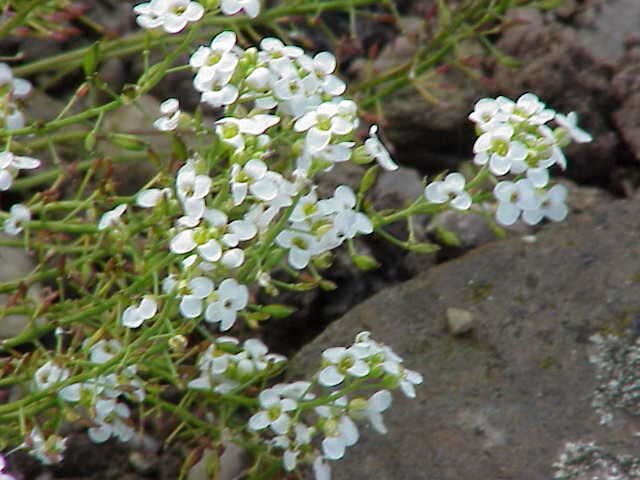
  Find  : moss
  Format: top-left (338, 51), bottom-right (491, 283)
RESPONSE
top-left (539, 355), bottom-right (558, 371)
top-left (597, 308), bottom-right (636, 338)
top-left (466, 281), bottom-right (493, 303)
top-left (631, 271), bottom-right (640, 284)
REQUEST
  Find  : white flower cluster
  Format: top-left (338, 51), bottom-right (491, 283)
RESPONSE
top-left (468, 93), bottom-right (592, 226)
top-left (108, 31), bottom-right (398, 334)
top-left (133, 0), bottom-right (261, 34)
top-left (32, 339), bottom-right (145, 445)
top-left (188, 336), bottom-right (285, 393)
top-left (239, 331), bottom-right (422, 480)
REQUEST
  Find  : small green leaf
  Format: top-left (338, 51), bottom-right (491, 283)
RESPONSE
top-left (260, 304), bottom-right (297, 319)
top-left (83, 41), bottom-right (101, 77)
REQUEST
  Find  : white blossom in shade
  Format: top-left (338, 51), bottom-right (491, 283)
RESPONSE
top-left (319, 346), bottom-right (370, 387)
top-left (34, 361), bottom-right (69, 392)
top-left (554, 111), bottom-right (593, 143)
top-left (289, 188), bottom-right (322, 222)
top-left (121, 296), bottom-right (158, 328)
top-left (190, 31), bottom-right (239, 82)
top-left (179, 276), bottom-right (214, 318)
top-left (506, 93), bottom-right (555, 125)
top-left (297, 141), bottom-right (354, 171)
top-left (275, 223), bottom-right (320, 270)
top-left (230, 159), bottom-right (279, 205)
top-left (297, 51), bottom-right (346, 96)
top-left (176, 162), bottom-right (211, 206)
top-left (493, 179), bottom-right (539, 226)
top-left (220, 0), bottom-right (260, 18)
top-left (136, 187), bottom-right (172, 208)
top-left (0, 62), bottom-right (32, 99)
top-left (153, 97), bottom-right (181, 131)
top-left (468, 97), bottom-right (508, 131)
top-left (97, 204), bottom-right (127, 230)
top-left (197, 79), bottom-right (238, 108)
top-left (362, 390), bottom-right (392, 434)
top-left (424, 172), bottom-right (471, 211)
top-left (522, 184), bottom-right (569, 225)
top-left (88, 399), bottom-right (135, 443)
top-left (382, 360), bottom-right (423, 399)
top-left (204, 278), bottom-right (248, 331)
top-left (133, 0), bottom-right (204, 34)
top-left (24, 428), bottom-right (66, 465)
top-left (88, 339), bottom-right (123, 364)
top-left (294, 102), bottom-right (356, 153)
top-left (316, 405), bottom-right (359, 460)
top-left (248, 386), bottom-right (298, 435)
top-left (0, 151), bottom-right (40, 191)
top-left (473, 124), bottom-right (528, 176)
top-left (4, 203), bottom-right (30, 235)
top-left (364, 125), bottom-right (399, 171)
top-left (244, 338), bottom-right (287, 370)
top-left (272, 422), bottom-right (313, 472)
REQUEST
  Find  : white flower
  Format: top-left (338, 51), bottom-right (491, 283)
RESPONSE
top-left (190, 31), bottom-right (239, 82)
top-left (88, 339), bottom-right (123, 364)
top-left (522, 184), bottom-right (569, 225)
top-left (4, 203), bottom-right (30, 235)
top-left (493, 179), bottom-right (538, 226)
top-left (316, 406), bottom-right (359, 460)
top-left (97, 204), bottom-right (127, 230)
top-left (0, 151), bottom-right (40, 191)
top-left (220, 0), bottom-right (260, 18)
top-left (134, 0), bottom-right (204, 34)
top-left (204, 278), bottom-right (248, 331)
top-left (88, 399), bottom-right (135, 443)
top-left (248, 386), bottom-right (298, 435)
top-left (275, 223), bottom-right (320, 269)
top-left (178, 276), bottom-right (214, 318)
top-left (34, 361), bottom-right (69, 391)
top-left (294, 102), bottom-right (356, 153)
top-left (362, 390), bottom-right (392, 434)
top-left (473, 124), bottom-right (528, 176)
top-left (297, 51), bottom-right (346, 96)
top-left (121, 296), bottom-right (158, 328)
top-left (153, 97), bottom-right (181, 131)
top-left (24, 428), bottom-right (66, 465)
top-left (319, 346), bottom-right (370, 387)
top-left (364, 125), bottom-right (398, 171)
top-left (0, 62), bottom-right (32, 99)
top-left (554, 111), bottom-right (592, 143)
top-left (382, 362), bottom-right (423, 398)
top-left (468, 97), bottom-right (508, 131)
top-left (230, 159), bottom-right (280, 205)
top-left (176, 162), bottom-right (211, 207)
top-left (424, 172), bottom-right (471, 210)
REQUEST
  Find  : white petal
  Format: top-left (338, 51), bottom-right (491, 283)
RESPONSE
top-left (318, 366), bottom-right (344, 387)
top-left (180, 296), bottom-right (203, 318)
top-left (122, 306), bottom-right (142, 328)
top-left (170, 230), bottom-right (196, 254)
top-left (138, 297), bottom-right (157, 319)
top-left (322, 437), bottom-right (345, 460)
top-left (248, 411), bottom-right (270, 431)
top-left (496, 202), bottom-right (520, 226)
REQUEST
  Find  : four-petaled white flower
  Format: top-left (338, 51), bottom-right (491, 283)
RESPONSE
top-left (554, 111), bottom-right (592, 144)
top-left (4, 203), bottom-right (30, 235)
top-left (493, 179), bottom-right (538, 226)
top-left (205, 278), bottom-right (248, 331)
top-left (248, 386), bottom-right (298, 435)
top-left (134, 0), bottom-right (204, 34)
top-left (318, 345), bottom-right (370, 387)
top-left (0, 151), bottom-right (40, 191)
top-left (424, 172), bottom-right (471, 211)
top-left (178, 276), bottom-right (214, 318)
top-left (294, 102), bottom-right (356, 153)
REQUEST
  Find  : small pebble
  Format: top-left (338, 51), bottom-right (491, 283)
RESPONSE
top-left (447, 307), bottom-right (474, 335)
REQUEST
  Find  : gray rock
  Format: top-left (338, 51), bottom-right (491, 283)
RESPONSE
top-left (289, 195), bottom-right (640, 480)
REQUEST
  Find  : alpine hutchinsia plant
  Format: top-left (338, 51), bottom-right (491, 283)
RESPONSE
top-left (0, 0), bottom-right (591, 479)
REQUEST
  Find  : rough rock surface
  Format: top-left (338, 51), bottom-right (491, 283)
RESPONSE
top-left (289, 194), bottom-right (640, 480)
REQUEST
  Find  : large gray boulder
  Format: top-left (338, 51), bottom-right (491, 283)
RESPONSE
top-left (290, 194), bottom-right (640, 479)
